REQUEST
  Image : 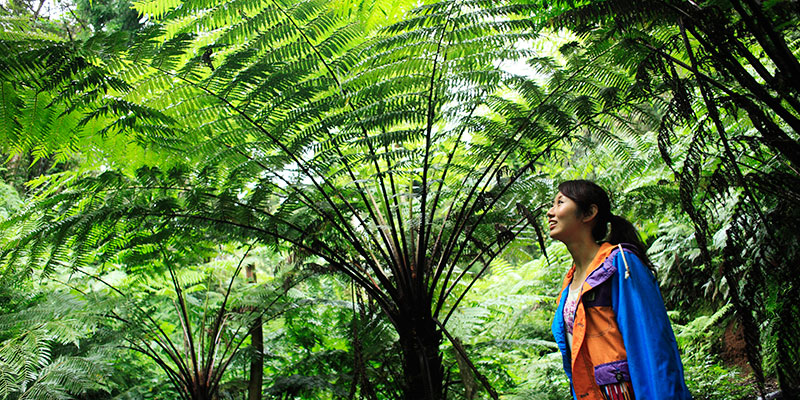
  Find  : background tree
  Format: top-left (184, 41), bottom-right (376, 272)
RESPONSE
top-left (75, 0), bottom-right (144, 35)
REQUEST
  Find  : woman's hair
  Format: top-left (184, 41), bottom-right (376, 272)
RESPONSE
top-left (557, 179), bottom-right (654, 269)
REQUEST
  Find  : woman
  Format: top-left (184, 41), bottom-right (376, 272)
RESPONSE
top-left (548, 180), bottom-right (691, 400)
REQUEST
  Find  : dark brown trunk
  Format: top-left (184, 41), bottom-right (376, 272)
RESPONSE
top-left (721, 249), bottom-right (766, 398)
top-left (187, 378), bottom-right (214, 400)
top-left (246, 265), bottom-right (263, 400)
top-left (776, 281), bottom-right (800, 398)
top-left (396, 311), bottom-right (444, 400)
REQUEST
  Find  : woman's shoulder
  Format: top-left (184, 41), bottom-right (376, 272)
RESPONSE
top-left (607, 243), bottom-right (656, 282)
top-left (604, 243), bottom-right (645, 263)
top-left (595, 242), bottom-right (617, 263)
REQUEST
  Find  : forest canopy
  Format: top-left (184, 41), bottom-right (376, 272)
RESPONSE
top-left (1, 0), bottom-right (799, 399)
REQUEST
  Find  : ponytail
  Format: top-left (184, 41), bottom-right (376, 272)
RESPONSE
top-left (608, 214), bottom-right (655, 272)
top-left (608, 214), bottom-right (642, 248)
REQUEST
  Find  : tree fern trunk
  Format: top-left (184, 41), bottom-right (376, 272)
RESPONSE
top-left (397, 310), bottom-right (444, 400)
top-left (776, 283), bottom-right (800, 399)
top-left (187, 381), bottom-right (214, 400)
top-left (246, 264), bottom-right (263, 400)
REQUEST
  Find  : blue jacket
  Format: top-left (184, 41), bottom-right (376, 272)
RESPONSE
top-left (551, 243), bottom-right (692, 399)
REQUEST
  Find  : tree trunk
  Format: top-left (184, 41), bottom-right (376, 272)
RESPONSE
top-left (187, 378), bottom-right (214, 400)
top-left (246, 264), bottom-right (263, 400)
top-left (396, 311), bottom-right (444, 400)
top-left (776, 283), bottom-right (800, 399)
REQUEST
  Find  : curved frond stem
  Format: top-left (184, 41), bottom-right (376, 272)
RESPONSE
top-left (125, 342), bottom-right (191, 400)
top-left (147, 64), bottom-right (397, 291)
top-left (126, 184), bottom-right (317, 229)
top-left (678, 19), bottom-right (776, 241)
top-left (125, 184), bottom-right (363, 278)
top-left (433, 43), bottom-right (618, 291)
top-left (214, 271), bottom-right (306, 356)
top-left (142, 211), bottom-right (395, 309)
top-left (677, 25), bottom-right (800, 167)
top-left (172, 184), bottom-right (325, 231)
top-left (210, 153), bottom-right (398, 287)
top-left (433, 110), bottom-right (589, 314)
top-left (426, 82), bottom-right (501, 300)
top-left (269, 0), bottom-right (407, 285)
top-left (384, 136), bottom-right (412, 288)
top-left (202, 243), bottom-right (253, 384)
top-left (442, 217), bottom-right (529, 325)
top-left (434, 62), bottom-right (607, 284)
top-left (729, 0), bottom-right (800, 87)
top-left (68, 266), bottom-right (192, 381)
top-left (433, 318), bottom-right (499, 400)
top-left (156, 238), bottom-right (202, 387)
top-left (635, 39), bottom-right (736, 98)
top-left (736, 155), bottom-right (800, 178)
top-left (208, 271), bottom-right (312, 395)
top-left (643, 22), bottom-right (800, 146)
top-left (418, 1), bottom-right (458, 291)
top-left (663, 4), bottom-right (780, 116)
top-left (434, 133), bottom-right (563, 316)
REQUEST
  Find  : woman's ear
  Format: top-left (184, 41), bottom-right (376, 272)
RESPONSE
top-left (582, 204), bottom-right (599, 223)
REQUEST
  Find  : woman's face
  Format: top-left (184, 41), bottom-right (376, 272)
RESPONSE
top-left (546, 191), bottom-right (587, 242)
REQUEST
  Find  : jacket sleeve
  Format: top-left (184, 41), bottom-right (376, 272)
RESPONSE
top-left (610, 250), bottom-right (693, 400)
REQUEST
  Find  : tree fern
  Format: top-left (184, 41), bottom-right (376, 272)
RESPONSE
top-left (0, 0), bottom-right (651, 398)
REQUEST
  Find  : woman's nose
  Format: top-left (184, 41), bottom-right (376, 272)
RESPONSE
top-left (546, 206), bottom-right (554, 218)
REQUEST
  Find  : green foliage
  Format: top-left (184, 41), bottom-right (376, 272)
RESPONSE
top-left (683, 360), bottom-right (754, 400)
top-left (76, 0), bottom-right (144, 34)
top-left (434, 243), bottom-right (571, 399)
top-left (0, 291), bottom-right (114, 400)
top-left (668, 305), bottom-right (754, 400)
top-left (517, 0), bottom-right (800, 394)
top-left (0, 181), bottom-right (21, 220)
top-left (261, 275), bottom-right (402, 399)
top-left (3, 0), bottom-right (573, 397)
top-left (503, 353), bottom-right (571, 400)
top-left (2, 0), bottom-right (799, 398)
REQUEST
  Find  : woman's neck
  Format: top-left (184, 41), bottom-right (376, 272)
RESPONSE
top-left (566, 237), bottom-right (602, 278)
